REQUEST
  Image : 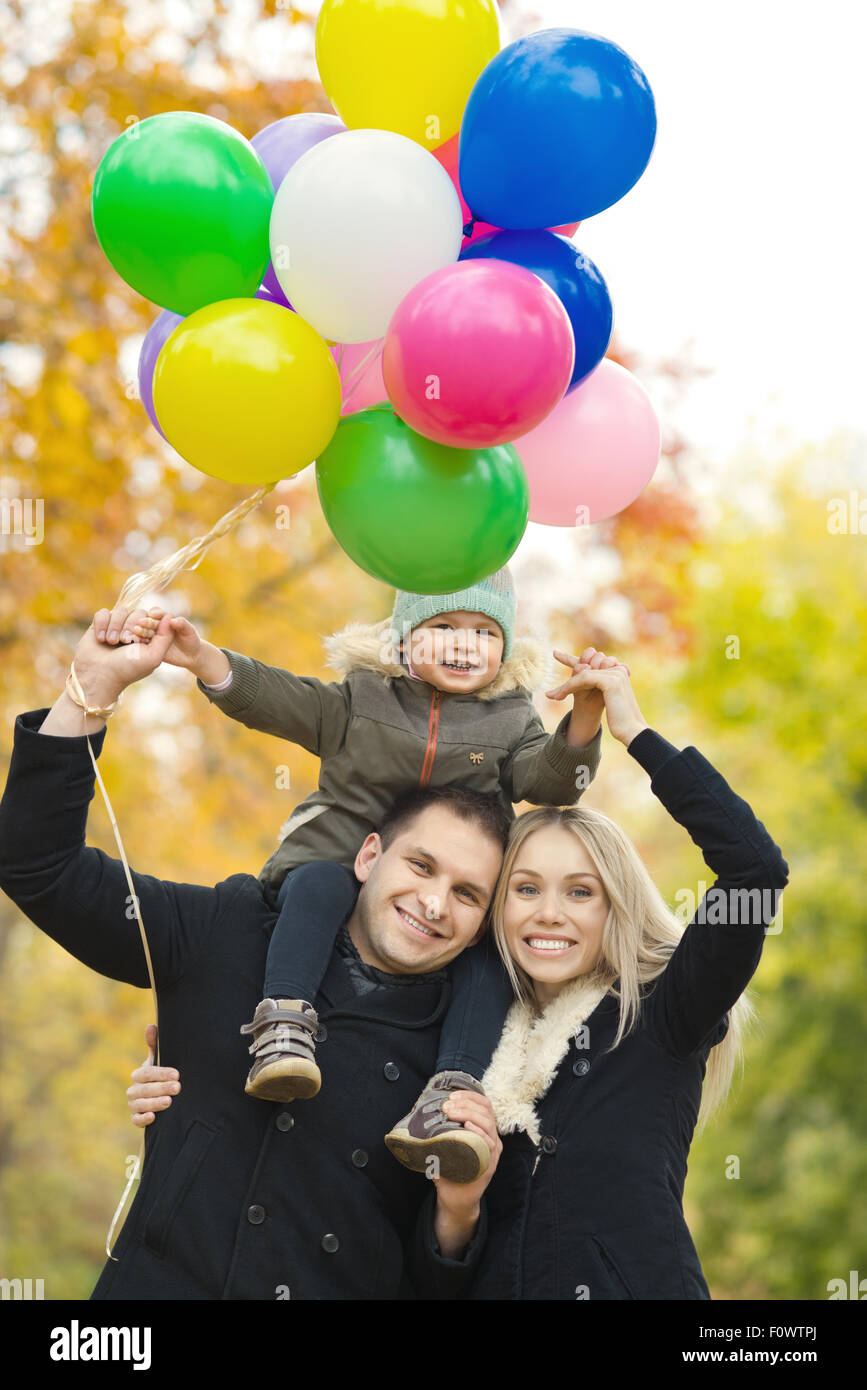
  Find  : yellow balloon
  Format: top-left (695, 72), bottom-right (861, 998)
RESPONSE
top-left (316, 0), bottom-right (501, 148)
top-left (153, 300), bottom-right (342, 486)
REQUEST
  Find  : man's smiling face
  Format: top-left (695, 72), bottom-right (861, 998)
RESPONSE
top-left (348, 805), bottom-right (504, 975)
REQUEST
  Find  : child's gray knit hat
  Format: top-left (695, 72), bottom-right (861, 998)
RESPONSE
top-left (390, 567), bottom-right (516, 658)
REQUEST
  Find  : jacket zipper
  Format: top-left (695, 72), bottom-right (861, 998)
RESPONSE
top-left (419, 690), bottom-right (443, 785)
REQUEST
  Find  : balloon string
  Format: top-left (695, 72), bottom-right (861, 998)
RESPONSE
top-left (64, 664), bottom-right (157, 1261)
top-left (89, 482), bottom-right (275, 1256)
top-left (105, 1141), bottom-right (143, 1262)
top-left (341, 340), bottom-right (385, 409)
top-left (117, 484), bottom-right (275, 609)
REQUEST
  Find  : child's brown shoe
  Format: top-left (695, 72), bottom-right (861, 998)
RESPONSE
top-left (385, 1070), bottom-right (490, 1183)
top-left (240, 998), bottom-right (321, 1101)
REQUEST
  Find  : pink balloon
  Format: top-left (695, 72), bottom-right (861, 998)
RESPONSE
top-left (383, 260), bottom-right (575, 449)
top-left (516, 357), bottom-right (661, 525)
top-left (331, 339), bottom-right (388, 415)
top-left (432, 134), bottom-right (580, 248)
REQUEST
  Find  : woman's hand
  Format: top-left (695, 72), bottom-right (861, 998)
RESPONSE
top-left (127, 1025), bottom-right (181, 1128)
top-left (431, 1091), bottom-right (503, 1258)
top-left (548, 659), bottom-right (648, 748)
top-left (550, 647), bottom-right (622, 746)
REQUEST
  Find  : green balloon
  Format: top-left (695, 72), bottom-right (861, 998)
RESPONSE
top-left (316, 404), bottom-right (530, 592)
top-left (91, 112), bottom-right (273, 315)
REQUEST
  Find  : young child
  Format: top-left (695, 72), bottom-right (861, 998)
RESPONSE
top-left (98, 568), bottom-right (614, 1182)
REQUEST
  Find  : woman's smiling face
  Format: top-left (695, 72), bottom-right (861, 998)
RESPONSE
top-left (503, 824), bottom-right (611, 1004)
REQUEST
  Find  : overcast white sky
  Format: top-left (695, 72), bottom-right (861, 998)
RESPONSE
top-left (517, 0), bottom-right (867, 469)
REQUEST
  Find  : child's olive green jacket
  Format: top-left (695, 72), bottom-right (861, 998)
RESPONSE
top-left (197, 620), bottom-right (602, 891)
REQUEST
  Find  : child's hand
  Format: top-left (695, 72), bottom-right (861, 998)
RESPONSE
top-left (93, 603), bottom-right (161, 646)
top-left (549, 647), bottom-right (624, 746)
top-left (144, 610), bottom-right (204, 672)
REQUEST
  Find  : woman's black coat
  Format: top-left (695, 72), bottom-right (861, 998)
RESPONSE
top-left (469, 730), bottom-right (789, 1301)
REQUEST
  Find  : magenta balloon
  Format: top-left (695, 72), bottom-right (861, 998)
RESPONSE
top-left (382, 260), bottom-right (575, 449)
top-left (138, 308), bottom-right (183, 436)
top-left (252, 114), bottom-right (346, 315)
top-left (332, 339), bottom-right (388, 415)
top-left (516, 357), bottom-right (661, 525)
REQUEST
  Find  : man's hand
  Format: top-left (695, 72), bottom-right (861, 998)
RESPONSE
top-left (127, 1025), bottom-right (181, 1128)
top-left (39, 610), bottom-right (184, 737)
top-left (95, 605), bottom-right (230, 686)
top-left (430, 1090), bottom-right (503, 1259)
top-left (79, 608), bottom-right (177, 695)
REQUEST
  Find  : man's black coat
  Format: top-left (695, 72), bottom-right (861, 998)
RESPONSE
top-left (0, 711), bottom-right (482, 1300)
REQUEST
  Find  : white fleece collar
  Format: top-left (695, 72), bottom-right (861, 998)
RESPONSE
top-left (322, 620), bottom-right (552, 701)
top-left (482, 975), bottom-right (611, 1145)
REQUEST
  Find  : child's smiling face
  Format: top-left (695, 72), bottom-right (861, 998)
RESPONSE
top-left (404, 610), bottom-right (505, 693)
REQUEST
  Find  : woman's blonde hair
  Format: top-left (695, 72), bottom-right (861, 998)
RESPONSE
top-left (489, 805), bottom-right (755, 1124)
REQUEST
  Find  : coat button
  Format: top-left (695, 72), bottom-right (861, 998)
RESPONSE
top-left (321, 1233), bottom-right (339, 1253)
top-left (247, 1204), bottom-right (266, 1225)
top-left (351, 1149), bottom-right (368, 1168)
top-left (383, 1062), bottom-right (400, 1081)
top-left (540, 1135), bottom-right (557, 1155)
top-left (276, 1112), bottom-right (294, 1131)
top-left (314, 1025), bottom-right (328, 1043)
top-left (572, 1058), bottom-right (591, 1076)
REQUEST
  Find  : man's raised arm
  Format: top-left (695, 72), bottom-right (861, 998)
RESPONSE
top-left (0, 614), bottom-right (243, 987)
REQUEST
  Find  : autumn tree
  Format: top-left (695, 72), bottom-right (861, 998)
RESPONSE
top-left (1, 0), bottom-right (706, 1295)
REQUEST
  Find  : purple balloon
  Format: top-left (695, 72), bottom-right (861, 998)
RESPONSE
top-left (138, 308), bottom-right (183, 436)
top-left (255, 282), bottom-right (292, 310)
top-left (251, 113), bottom-right (346, 310)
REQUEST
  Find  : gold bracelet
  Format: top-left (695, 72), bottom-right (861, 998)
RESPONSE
top-left (65, 663), bottom-right (124, 720)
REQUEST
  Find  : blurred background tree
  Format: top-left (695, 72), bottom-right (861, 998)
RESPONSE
top-left (1, 0), bottom-right (862, 1299)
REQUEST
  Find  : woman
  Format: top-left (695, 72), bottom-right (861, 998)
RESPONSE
top-left (128, 662), bottom-right (788, 1299)
top-left (443, 659), bottom-right (788, 1299)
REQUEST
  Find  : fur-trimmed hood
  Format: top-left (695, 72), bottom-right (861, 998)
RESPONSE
top-left (482, 975), bottom-right (612, 1145)
top-left (322, 619), bottom-right (552, 701)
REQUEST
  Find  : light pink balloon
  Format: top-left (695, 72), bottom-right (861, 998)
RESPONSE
top-left (383, 260), bottom-right (575, 449)
top-left (331, 339), bottom-right (387, 415)
top-left (516, 357), bottom-right (661, 525)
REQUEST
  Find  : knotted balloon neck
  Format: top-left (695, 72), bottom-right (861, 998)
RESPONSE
top-left (463, 218), bottom-right (477, 238)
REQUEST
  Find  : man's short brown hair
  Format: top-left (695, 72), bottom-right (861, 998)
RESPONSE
top-left (377, 785), bottom-right (511, 858)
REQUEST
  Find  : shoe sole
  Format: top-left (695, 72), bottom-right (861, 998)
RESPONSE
top-left (384, 1128), bottom-right (490, 1184)
top-left (245, 1059), bottom-right (321, 1102)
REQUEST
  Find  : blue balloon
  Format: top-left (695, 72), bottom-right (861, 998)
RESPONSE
top-left (459, 29), bottom-right (656, 228)
top-left (460, 230), bottom-right (612, 390)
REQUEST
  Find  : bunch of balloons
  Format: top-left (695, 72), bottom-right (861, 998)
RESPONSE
top-left (91, 0), bottom-right (662, 592)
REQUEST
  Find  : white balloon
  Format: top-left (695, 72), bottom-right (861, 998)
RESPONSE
top-left (269, 128), bottom-right (464, 343)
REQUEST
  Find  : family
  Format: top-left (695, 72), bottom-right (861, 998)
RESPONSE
top-left (0, 566), bottom-right (788, 1299)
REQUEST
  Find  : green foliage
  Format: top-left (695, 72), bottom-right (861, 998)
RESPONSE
top-left (667, 475), bottom-right (867, 1299)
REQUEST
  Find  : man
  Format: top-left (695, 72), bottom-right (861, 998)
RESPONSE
top-left (0, 615), bottom-right (504, 1300)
